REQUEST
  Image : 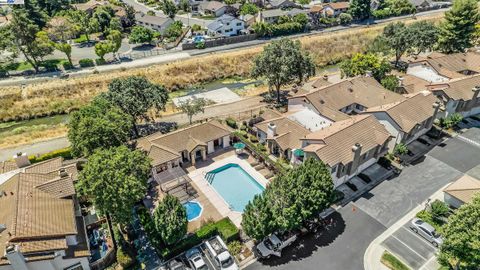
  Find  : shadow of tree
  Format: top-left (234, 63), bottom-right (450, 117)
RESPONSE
top-left (257, 211), bottom-right (347, 266)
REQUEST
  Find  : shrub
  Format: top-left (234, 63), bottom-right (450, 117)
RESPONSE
top-left (429, 200), bottom-right (449, 221)
top-left (116, 247), bottom-right (135, 268)
top-left (394, 143), bottom-right (408, 156)
top-left (249, 134), bottom-right (258, 143)
top-left (62, 61), bottom-right (74, 70)
top-left (257, 143), bottom-right (267, 152)
top-left (226, 117), bottom-right (237, 129)
top-left (95, 58), bottom-right (107, 66)
top-left (28, 147), bottom-right (73, 163)
top-left (79, 58), bottom-right (94, 67)
top-left (338, 13), bottom-right (353, 25)
top-left (227, 241), bottom-right (242, 256)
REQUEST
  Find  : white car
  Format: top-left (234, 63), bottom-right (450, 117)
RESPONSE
top-left (185, 247), bottom-right (209, 270)
top-left (410, 218), bottom-right (443, 247)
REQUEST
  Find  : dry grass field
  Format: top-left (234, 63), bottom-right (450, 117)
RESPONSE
top-left (0, 13), bottom-right (443, 125)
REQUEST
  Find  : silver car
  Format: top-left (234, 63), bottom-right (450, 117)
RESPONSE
top-left (410, 218), bottom-right (443, 247)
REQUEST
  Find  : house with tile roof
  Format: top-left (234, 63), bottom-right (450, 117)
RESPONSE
top-left (300, 115), bottom-right (392, 187)
top-left (198, 1), bottom-right (228, 17)
top-left (288, 76), bottom-right (405, 123)
top-left (443, 175), bottom-right (480, 208)
top-left (254, 116), bottom-right (311, 162)
top-left (136, 121), bottom-right (232, 173)
top-left (406, 52), bottom-right (480, 83)
top-left (0, 158), bottom-right (90, 270)
top-left (428, 74), bottom-right (480, 118)
top-left (364, 91), bottom-right (440, 149)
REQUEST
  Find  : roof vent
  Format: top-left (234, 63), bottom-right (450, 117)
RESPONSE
top-left (59, 168), bottom-right (68, 178)
top-left (348, 87), bottom-right (353, 93)
top-left (320, 99), bottom-right (325, 104)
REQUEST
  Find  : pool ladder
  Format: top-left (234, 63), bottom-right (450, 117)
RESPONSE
top-left (204, 172), bottom-right (215, 184)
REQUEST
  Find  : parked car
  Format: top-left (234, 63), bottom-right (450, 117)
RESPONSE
top-left (410, 218), bottom-right (443, 247)
top-left (185, 247), bottom-right (209, 270)
top-left (168, 257), bottom-right (188, 270)
top-left (205, 236), bottom-right (238, 270)
top-left (255, 232), bottom-right (297, 258)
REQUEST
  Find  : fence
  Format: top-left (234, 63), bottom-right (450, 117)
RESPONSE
top-left (182, 34), bottom-right (258, 50)
top-left (120, 48), bottom-right (168, 60)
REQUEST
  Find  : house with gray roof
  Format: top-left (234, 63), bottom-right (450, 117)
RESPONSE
top-left (135, 13), bottom-right (174, 34)
top-left (257, 8), bottom-right (307, 23)
top-left (207, 14), bottom-right (245, 37)
top-left (198, 1), bottom-right (228, 17)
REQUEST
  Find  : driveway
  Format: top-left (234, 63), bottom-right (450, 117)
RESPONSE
top-left (247, 204), bottom-right (386, 270)
top-left (382, 223), bottom-right (438, 269)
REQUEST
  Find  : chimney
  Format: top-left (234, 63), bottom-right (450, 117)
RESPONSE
top-left (267, 122), bottom-right (277, 138)
top-left (323, 74), bottom-right (328, 81)
top-left (6, 245), bottom-right (28, 270)
top-left (13, 152), bottom-right (30, 168)
top-left (58, 168), bottom-right (68, 178)
top-left (350, 143), bottom-right (363, 174)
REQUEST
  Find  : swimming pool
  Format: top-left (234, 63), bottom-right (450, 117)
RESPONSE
top-left (206, 163), bottom-right (265, 212)
top-left (183, 201), bottom-right (203, 221)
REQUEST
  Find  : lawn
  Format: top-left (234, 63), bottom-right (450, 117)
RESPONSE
top-left (74, 34), bottom-right (89, 43)
top-left (381, 251), bottom-right (410, 270)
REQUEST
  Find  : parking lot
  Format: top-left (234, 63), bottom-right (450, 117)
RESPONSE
top-left (382, 222), bottom-right (438, 269)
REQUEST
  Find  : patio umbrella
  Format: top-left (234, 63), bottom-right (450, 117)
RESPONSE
top-left (233, 142), bottom-right (246, 150)
top-left (293, 149), bottom-right (304, 157)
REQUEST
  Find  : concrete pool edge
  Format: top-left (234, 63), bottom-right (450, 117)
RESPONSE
top-left (188, 155), bottom-right (269, 228)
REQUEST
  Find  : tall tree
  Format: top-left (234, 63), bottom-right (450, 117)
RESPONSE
top-left (349, 0), bottom-right (371, 20)
top-left (47, 16), bottom-right (75, 42)
top-left (242, 193), bottom-right (275, 241)
top-left (240, 3), bottom-right (259, 15)
top-left (438, 195), bottom-right (480, 269)
top-left (252, 38), bottom-right (315, 103)
top-left (54, 42), bottom-right (73, 66)
top-left (77, 146), bottom-right (151, 225)
top-left (178, 97), bottom-right (207, 124)
top-left (161, 0), bottom-right (177, 19)
top-left (92, 5), bottom-right (114, 35)
top-left (408, 21), bottom-right (439, 55)
top-left (107, 30), bottom-right (122, 59)
top-left (383, 22), bottom-right (412, 66)
top-left (20, 0), bottom-right (48, 27)
top-left (340, 53), bottom-right (391, 81)
top-left (64, 9), bottom-right (98, 42)
top-left (94, 41), bottom-right (114, 61)
top-left (129, 25), bottom-right (154, 44)
top-left (153, 195), bottom-right (187, 245)
top-left (437, 0), bottom-right (479, 53)
top-left (68, 97), bottom-right (133, 157)
top-left (103, 76), bottom-right (169, 136)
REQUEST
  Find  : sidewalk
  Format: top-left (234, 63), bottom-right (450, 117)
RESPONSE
top-left (363, 184), bottom-right (451, 270)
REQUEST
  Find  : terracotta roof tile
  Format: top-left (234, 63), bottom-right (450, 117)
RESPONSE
top-left (444, 175), bottom-right (480, 204)
top-left (255, 117), bottom-right (311, 150)
top-left (430, 74), bottom-right (480, 101)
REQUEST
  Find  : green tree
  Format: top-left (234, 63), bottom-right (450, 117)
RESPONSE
top-left (164, 21), bottom-right (183, 39)
top-left (47, 16), bottom-right (75, 42)
top-left (153, 195), bottom-right (187, 245)
top-left (437, 0), bottom-right (479, 53)
top-left (129, 25), bottom-right (154, 44)
top-left (178, 97), bottom-right (208, 124)
top-left (383, 22), bottom-right (412, 66)
top-left (103, 76), bottom-right (169, 136)
top-left (64, 9), bottom-right (98, 42)
top-left (252, 22), bottom-right (272, 37)
top-left (367, 36), bottom-right (391, 55)
top-left (293, 13), bottom-right (309, 27)
top-left (429, 200), bottom-right (449, 221)
top-left (53, 42), bottom-right (73, 66)
top-left (242, 193), bottom-right (275, 240)
top-left (380, 75), bottom-right (399, 91)
top-left (339, 13), bottom-right (353, 25)
top-left (109, 17), bottom-right (123, 33)
top-left (93, 5), bottom-right (115, 35)
top-left (340, 53), bottom-right (391, 81)
top-left (387, 0), bottom-right (415, 16)
top-left (408, 21), bottom-right (439, 55)
top-left (77, 146), bottom-right (150, 225)
top-left (107, 30), bottom-right (122, 59)
top-left (23, 0), bottom-right (48, 27)
top-left (240, 3), bottom-right (259, 15)
top-left (191, 24), bottom-right (202, 32)
top-left (349, 0), bottom-right (371, 20)
top-left (394, 143), bottom-right (408, 156)
top-left (94, 41), bottom-right (114, 61)
top-left (68, 97), bottom-right (133, 157)
top-left (161, 0), bottom-right (177, 19)
top-left (438, 195), bottom-right (480, 269)
top-left (179, 0), bottom-right (191, 12)
top-left (252, 38), bottom-right (315, 103)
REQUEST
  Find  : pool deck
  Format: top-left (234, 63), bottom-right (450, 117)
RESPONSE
top-left (188, 154), bottom-right (269, 228)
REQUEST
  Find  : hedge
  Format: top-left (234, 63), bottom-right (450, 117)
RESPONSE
top-left (28, 147), bottom-right (73, 164)
top-left (137, 206), bottom-right (239, 259)
top-left (79, 58), bottom-right (94, 67)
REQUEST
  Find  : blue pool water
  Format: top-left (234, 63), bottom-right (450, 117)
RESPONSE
top-left (183, 201), bottom-right (203, 221)
top-left (207, 163), bottom-right (265, 212)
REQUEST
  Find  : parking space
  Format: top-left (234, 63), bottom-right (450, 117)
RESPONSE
top-left (382, 223), bottom-right (438, 270)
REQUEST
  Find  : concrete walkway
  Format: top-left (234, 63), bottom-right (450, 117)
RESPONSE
top-left (363, 184), bottom-right (450, 270)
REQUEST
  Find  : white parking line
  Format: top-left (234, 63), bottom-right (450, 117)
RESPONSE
top-left (390, 234), bottom-right (429, 261)
top-left (400, 226), bottom-right (438, 249)
top-left (457, 135), bottom-right (480, 149)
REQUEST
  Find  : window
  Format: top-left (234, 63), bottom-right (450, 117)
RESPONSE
top-left (420, 227), bottom-right (432, 236)
top-left (236, 22), bottom-right (242, 26)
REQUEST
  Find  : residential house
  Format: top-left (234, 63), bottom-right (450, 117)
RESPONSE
top-left (443, 175), bottom-right (480, 208)
top-left (136, 121), bottom-right (232, 175)
top-left (266, 0), bottom-right (299, 9)
top-left (255, 117), bottom-right (311, 162)
top-left (288, 76), bottom-right (405, 124)
top-left (198, 1), bottom-right (228, 17)
top-left (409, 0), bottom-right (433, 10)
top-left (240, 14), bottom-right (256, 27)
top-left (364, 91), bottom-right (440, 149)
top-left (301, 115), bottom-right (392, 187)
top-left (428, 74), bottom-right (480, 117)
top-left (207, 14), bottom-right (245, 37)
top-left (135, 13), bottom-right (174, 34)
top-left (391, 71), bottom-right (431, 94)
top-left (73, 0), bottom-right (108, 14)
top-left (407, 52), bottom-right (480, 83)
top-left (0, 157), bottom-right (90, 270)
top-left (319, 2), bottom-right (350, 17)
top-left (257, 8), bottom-right (308, 23)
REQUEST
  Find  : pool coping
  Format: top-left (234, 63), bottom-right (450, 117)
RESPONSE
top-left (183, 200), bottom-right (204, 222)
top-left (188, 155), bottom-right (269, 228)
